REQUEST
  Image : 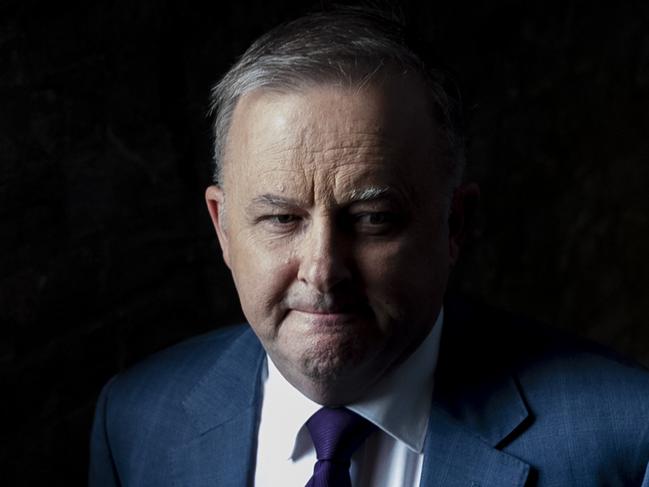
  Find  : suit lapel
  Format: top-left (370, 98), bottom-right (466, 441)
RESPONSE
top-left (171, 410), bottom-right (260, 486)
top-left (171, 328), bottom-right (265, 487)
top-left (419, 297), bottom-right (532, 486)
top-left (420, 406), bottom-right (530, 486)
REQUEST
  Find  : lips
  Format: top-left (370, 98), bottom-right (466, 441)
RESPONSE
top-left (286, 292), bottom-right (370, 324)
top-left (292, 309), bottom-right (361, 328)
top-left (289, 299), bottom-right (365, 316)
top-left (292, 306), bottom-right (356, 315)
top-left (286, 294), bottom-right (365, 315)
top-left (289, 302), bottom-right (371, 329)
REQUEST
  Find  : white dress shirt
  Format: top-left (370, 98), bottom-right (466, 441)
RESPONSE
top-left (254, 310), bottom-right (444, 487)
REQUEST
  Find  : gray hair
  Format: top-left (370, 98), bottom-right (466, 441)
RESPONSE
top-left (209, 6), bottom-right (466, 188)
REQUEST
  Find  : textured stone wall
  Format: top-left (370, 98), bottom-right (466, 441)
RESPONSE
top-left (1, 0), bottom-right (647, 483)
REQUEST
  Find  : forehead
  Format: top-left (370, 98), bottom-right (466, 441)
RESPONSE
top-left (222, 79), bottom-right (442, 204)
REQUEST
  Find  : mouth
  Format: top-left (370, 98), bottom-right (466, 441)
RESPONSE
top-left (291, 299), bottom-right (364, 314)
top-left (286, 293), bottom-right (371, 328)
top-left (290, 306), bottom-right (369, 327)
top-left (293, 306), bottom-right (351, 315)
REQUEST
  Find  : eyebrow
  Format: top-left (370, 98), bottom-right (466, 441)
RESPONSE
top-left (246, 193), bottom-right (300, 214)
top-left (347, 186), bottom-right (392, 203)
top-left (247, 194), bottom-right (302, 212)
top-left (246, 186), bottom-right (395, 213)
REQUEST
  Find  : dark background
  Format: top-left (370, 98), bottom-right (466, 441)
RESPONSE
top-left (1, 0), bottom-right (648, 484)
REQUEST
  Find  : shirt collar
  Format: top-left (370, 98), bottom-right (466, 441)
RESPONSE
top-left (262, 357), bottom-right (321, 460)
top-left (262, 309), bottom-right (444, 459)
top-left (347, 309), bottom-right (443, 453)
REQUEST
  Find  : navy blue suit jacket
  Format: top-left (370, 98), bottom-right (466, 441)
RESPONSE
top-left (90, 299), bottom-right (649, 486)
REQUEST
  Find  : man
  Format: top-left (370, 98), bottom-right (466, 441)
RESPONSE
top-left (90, 7), bottom-right (649, 486)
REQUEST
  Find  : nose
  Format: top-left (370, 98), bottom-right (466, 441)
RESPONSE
top-left (297, 216), bottom-right (351, 293)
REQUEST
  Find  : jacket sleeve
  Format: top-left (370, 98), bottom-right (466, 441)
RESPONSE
top-left (89, 376), bottom-right (121, 487)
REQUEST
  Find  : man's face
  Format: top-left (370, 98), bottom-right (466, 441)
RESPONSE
top-left (207, 79), bottom-right (460, 405)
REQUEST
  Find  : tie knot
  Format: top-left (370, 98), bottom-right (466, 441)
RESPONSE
top-left (306, 407), bottom-right (377, 462)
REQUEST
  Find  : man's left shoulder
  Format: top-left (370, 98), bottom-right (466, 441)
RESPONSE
top-left (445, 295), bottom-right (649, 404)
top-left (443, 298), bottom-right (649, 483)
top-left (506, 314), bottom-right (649, 412)
top-left (503, 313), bottom-right (649, 482)
top-left (443, 296), bottom-right (649, 440)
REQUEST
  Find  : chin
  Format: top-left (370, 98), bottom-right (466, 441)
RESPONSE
top-left (296, 353), bottom-right (379, 406)
top-left (299, 355), bottom-right (349, 382)
top-left (297, 335), bottom-right (375, 383)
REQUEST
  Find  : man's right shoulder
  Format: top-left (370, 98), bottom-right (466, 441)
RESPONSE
top-left (105, 324), bottom-right (256, 403)
top-left (90, 325), bottom-right (264, 485)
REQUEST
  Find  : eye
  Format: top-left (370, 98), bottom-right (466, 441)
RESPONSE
top-left (271, 214), bottom-right (298, 224)
top-left (352, 211), bottom-right (397, 234)
top-left (259, 214), bottom-right (301, 231)
top-left (357, 212), bottom-right (391, 225)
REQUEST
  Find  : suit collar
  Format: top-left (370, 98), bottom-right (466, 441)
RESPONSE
top-left (421, 406), bottom-right (531, 486)
top-left (435, 296), bottom-right (531, 446)
top-left (419, 296), bottom-right (532, 485)
top-left (172, 327), bottom-right (265, 486)
top-left (182, 326), bottom-right (265, 434)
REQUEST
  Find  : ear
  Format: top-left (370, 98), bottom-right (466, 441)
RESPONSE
top-left (448, 182), bottom-right (480, 265)
top-left (205, 185), bottom-right (232, 268)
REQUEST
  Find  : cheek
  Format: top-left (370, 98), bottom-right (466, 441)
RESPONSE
top-left (229, 236), bottom-right (297, 322)
top-left (355, 241), bottom-right (414, 312)
top-left (356, 234), bottom-right (450, 311)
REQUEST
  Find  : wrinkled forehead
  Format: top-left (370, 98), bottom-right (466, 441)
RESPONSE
top-left (221, 77), bottom-right (444, 184)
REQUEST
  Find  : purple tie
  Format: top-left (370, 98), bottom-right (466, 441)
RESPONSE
top-left (305, 407), bottom-right (377, 487)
